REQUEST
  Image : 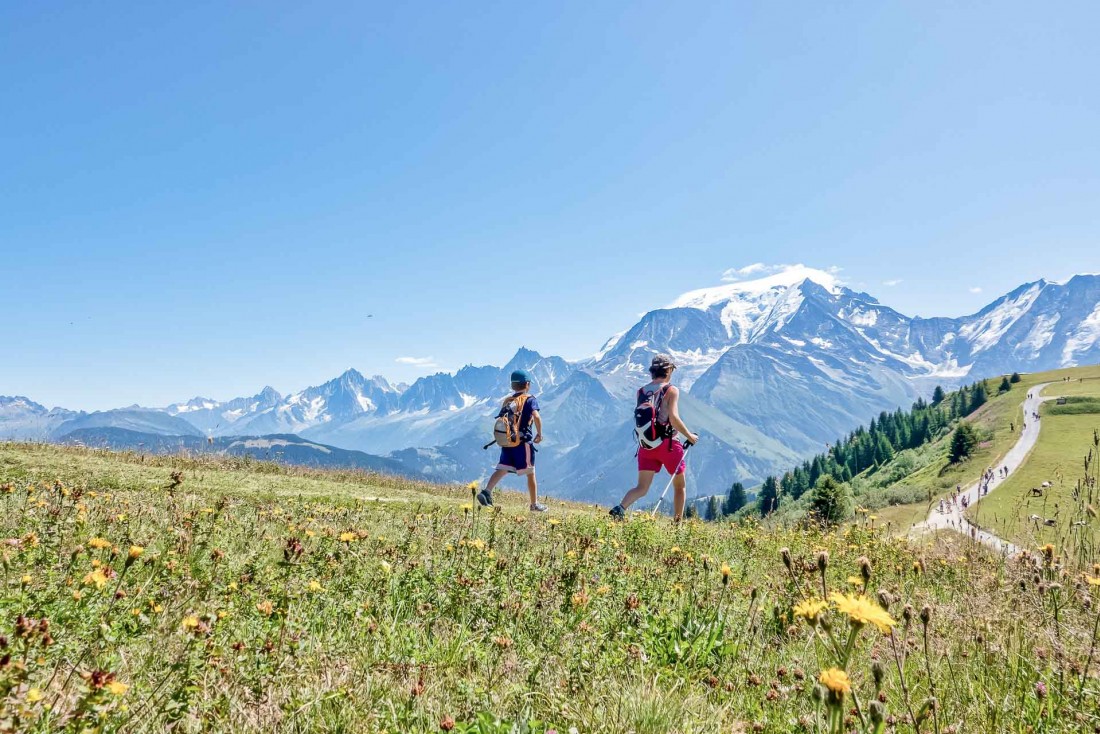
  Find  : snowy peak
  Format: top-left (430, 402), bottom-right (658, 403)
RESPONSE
top-left (0, 395), bottom-right (49, 417)
top-left (669, 265), bottom-right (844, 310)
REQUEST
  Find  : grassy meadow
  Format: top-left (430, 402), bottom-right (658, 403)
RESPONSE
top-left (3, 442), bottom-right (1100, 732)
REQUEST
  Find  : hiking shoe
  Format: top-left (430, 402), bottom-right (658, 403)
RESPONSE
top-left (476, 490), bottom-right (493, 508)
top-left (529, 502), bottom-right (548, 512)
top-left (609, 505), bottom-right (626, 521)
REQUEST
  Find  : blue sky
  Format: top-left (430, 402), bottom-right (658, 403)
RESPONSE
top-left (3, 2), bottom-right (1098, 410)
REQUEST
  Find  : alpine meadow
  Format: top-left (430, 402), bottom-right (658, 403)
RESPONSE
top-left (6, 3), bottom-right (1100, 733)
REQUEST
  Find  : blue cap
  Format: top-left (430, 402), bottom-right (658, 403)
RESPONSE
top-left (510, 369), bottom-right (532, 385)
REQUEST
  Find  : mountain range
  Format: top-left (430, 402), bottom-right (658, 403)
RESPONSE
top-left (5, 266), bottom-right (1100, 502)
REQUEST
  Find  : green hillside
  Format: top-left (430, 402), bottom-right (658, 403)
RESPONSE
top-left (839, 365), bottom-right (1100, 531)
top-left (967, 376), bottom-right (1100, 551)
top-left (3, 441), bottom-right (1100, 732)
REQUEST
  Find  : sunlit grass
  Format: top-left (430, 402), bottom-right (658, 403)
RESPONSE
top-left (3, 443), bottom-right (1100, 732)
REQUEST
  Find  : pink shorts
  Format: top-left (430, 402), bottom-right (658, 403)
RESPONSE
top-left (638, 440), bottom-right (685, 475)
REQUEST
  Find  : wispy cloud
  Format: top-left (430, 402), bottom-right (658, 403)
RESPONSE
top-left (883, 279), bottom-right (902, 287)
top-left (721, 263), bottom-right (769, 282)
top-left (969, 286), bottom-right (983, 294)
top-left (720, 263), bottom-right (844, 283)
top-left (396, 356), bottom-right (440, 369)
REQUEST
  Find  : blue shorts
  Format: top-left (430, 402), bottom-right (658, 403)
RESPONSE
top-left (497, 442), bottom-right (535, 476)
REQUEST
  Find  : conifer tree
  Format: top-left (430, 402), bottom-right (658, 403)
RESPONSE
top-left (1010, 372), bottom-right (1022, 384)
top-left (998, 376), bottom-right (1012, 394)
top-left (758, 476), bottom-right (780, 516)
top-left (724, 482), bottom-right (746, 516)
top-left (809, 475), bottom-right (853, 526)
top-left (969, 382), bottom-right (988, 412)
top-left (949, 422), bottom-right (979, 463)
top-left (932, 385), bottom-right (946, 405)
top-left (705, 496), bottom-right (720, 522)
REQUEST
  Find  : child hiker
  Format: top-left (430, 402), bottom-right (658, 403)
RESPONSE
top-left (476, 369), bottom-right (548, 512)
top-left (609, 354), bottom-right (698, 522)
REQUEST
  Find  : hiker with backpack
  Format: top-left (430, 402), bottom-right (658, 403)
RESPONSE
top-left (609, 354), bottom-right (699, 522)
top-left (476, 369), bottom-right (548, 512)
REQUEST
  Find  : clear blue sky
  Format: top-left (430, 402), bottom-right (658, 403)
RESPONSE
top-left (3, 2), bottom-right (1098, 410)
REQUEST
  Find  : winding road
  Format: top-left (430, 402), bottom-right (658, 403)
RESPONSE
top-left (913, 383), bottom-right (1052, 553)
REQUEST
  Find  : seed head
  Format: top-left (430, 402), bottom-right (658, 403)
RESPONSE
top-left (816, 550), bottom-right (829, 573)
top-left (780, 547), bottom-right (793, 571)
top-left (919, 604), bottom-right (932, 626)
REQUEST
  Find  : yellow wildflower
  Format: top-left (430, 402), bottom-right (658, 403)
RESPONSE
top-left (106, 681), bottom-right (129, 696)
top-left (847, 575), bottom-right (864, 586)
top-left (88, 537), bottom-right (111, 550)
top-left (339, 531), bottom-right (357, 542)
top-left (829, 592), bottom-right (896, 633)
top-left (83, 569), bottom-right (109, 589)
top-left (819, 668), bottom-right (851, 694)
top-left (181, 615), bottom-right (200, 630)
top-left (308, 580), bottom-right (324, 593)
top-left (72, 590), bottom-right (82, 601)
top-left (256, 600), bottom-right (274, 616)
top-left (793, 598), bottom-right (829, 622)
top-left (128, 545), bottom-right (144, 560)
top-left (1086, 576), bottom-right (1100, 587)
top-left (548, 518), bottom-right (561, 527)
top-left (380, 560), bottom-right (392, 574)
top-left (469, 538), bottom-right (486, 551)
top-left (27, 688), bottom-right (45, 703)
top-left (21, 574), bottom-right (32, 585)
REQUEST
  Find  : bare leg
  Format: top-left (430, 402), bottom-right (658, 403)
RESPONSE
top-left (526, 472), bottom-right (538, 506)
top-left (672, 472), bottom-right (687, 521)
top-left (484, 468), bottom-right (509, 493)
top-left (619, 471), bottom-right (658, 510)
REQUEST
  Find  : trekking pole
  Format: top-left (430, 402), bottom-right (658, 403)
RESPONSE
top-left (652, 440), bottom-right (693, 518)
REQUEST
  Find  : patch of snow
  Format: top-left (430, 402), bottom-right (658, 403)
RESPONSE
top-left (842, 308), bottom-right (879, 327)
top-left (1017, 313), bottom-right (1060, 357)
top-left (668, 264), bottom-right (843, 310)
top-left (958, 283), bottom-right (1044, 354)
top-left (355, 392), bottom-right (375, 413)
top-left (629, 340), bottom-right (649, 350)
top-left (593, 329), bottom-right (628, 360)
top-left (1062, 303), bottom-right (1100, 364)
top-left (783, 337), bottom-right (806, 348)
top-left (810, 337), bottom-right (833, 349)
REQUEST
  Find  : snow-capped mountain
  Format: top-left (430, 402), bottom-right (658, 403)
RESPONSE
top-left (0, 396), bottom-right (80, 440)
top-left (6, 268), bottom-right (1100, 502)
top-left (231, 370), bottom-right (400, 436)
top-left (164, 386), bottom-right (283, 433)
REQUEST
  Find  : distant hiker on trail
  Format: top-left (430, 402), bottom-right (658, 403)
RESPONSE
top-left (609, 354), bottom-right (699, 522)
top-left (477, 369), bottom-right (547, 512)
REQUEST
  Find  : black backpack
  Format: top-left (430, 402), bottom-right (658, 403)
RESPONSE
top-left (634, 385), bottom-right (673, 449)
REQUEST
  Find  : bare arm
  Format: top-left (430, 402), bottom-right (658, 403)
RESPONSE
top-left (531, 410), bottom-right (543, 443)
top-left (664, 387), bottom-right (698, 445)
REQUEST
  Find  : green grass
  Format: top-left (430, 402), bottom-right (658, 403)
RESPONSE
top-left (1045, 397), bottom-right (1100, 416)
top-left (3, 442), bottom-right (1100, 732)
top-left (966, 394), bottom-right (1100, 551)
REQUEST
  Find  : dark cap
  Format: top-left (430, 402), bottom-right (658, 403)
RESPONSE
top-left (650, 354), bottom-right (677, 371)
top-left (510, 369), bottom-right (532, 385)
